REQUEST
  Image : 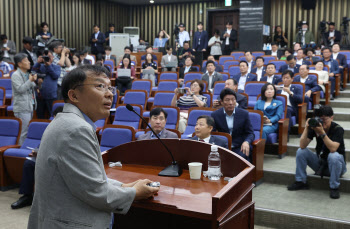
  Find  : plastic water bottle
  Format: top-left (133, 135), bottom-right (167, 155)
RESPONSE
top-left (208, 145), bottom-right (222, 180)
top-left (263, 43), bottom-right (267, 50)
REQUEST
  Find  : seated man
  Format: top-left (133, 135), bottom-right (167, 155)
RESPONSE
top-left (279, 55), bottom-right (300, 74)
top-left (295, 49), bottom-right (311, 66)
top-left (251, 56), bottom-right (266, 81)
top-left (190, 115), bottom-right (228, 149)
top-left (260, 63), bottom-right (282, 85)
top-left (201, 55), bottom-right (223, 73)
top-left (103, 46), bottom-right (117, 64)
top-left (141, 45), bottom-right (157, 61)
top-left (293, 64), bottom-right (320, 104)
top-left (332, 43), bottom-right (347, 90)
top-left (118, 46), bottom-right (137, 66)
top-left (279, 70), bottom-right (303, 133)
top-left (11, 106), bottom-right (63, 209)
top-left (288, 106), bottom-right (347, 199)
top-left (244, 51), bottom-right (255, 73)
top-left (213, 78), bottom-right (248, 109)
top-left (80, 49), bottom-right (95, 65)
top-left (0, 55), bottom-right (11, 76)
top-left (201, 60), bottom-right (223, 92)
top-left (232, 61), bottom-right (257, 93)
top-left (161, 47), bottom-right (178, 72)
top-left (138, 107), bottom-right (178, 140)
top-left (178, 56), bottom-right (197, 85)
top-left (211, 88), bottom-right (254, 162)
top-left (322, 47), bottom-right (339, 99)
top-left (178, 41), bottom-right (194, 67)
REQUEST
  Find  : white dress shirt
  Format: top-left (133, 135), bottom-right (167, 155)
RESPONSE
top-left (329, 31), bottom-right (335, 46)
top-left (266, 75), bottom-right (274, 84)
top-left (184, 66), bottom-right (191, 74)
top-left (300, 75), bottom-right (308, 84)
top-left (271, 50), bottom-right (278, 57)
top-left (256, 67), bottom-right (263, 81)
top-left (198, 135), bottom-right (211, 143)
top-left (179, 31), bottom-right (190, 47)
top-left (105, 55), bottom-right (110, 60)
top-left (296, 58), bottom-right (303, 65)
top-left (2, 42), bottom-right (9, 58)
top-left (332, 52), bottom-right (338, 60)
top-left (238, 74), bottom-right (248, 91)
top-left (281, 85), bottom-right (292, 107)
top-left (167, 54), bottom-right (172, 62)
top-left (225, 29), bottom-right (232, 45)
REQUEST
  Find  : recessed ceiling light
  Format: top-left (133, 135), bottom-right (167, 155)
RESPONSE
top-left (150, 0), bottom-right (154, 3)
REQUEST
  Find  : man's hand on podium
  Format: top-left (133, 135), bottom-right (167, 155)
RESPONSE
top-left (132, 179), bottom-right (160, 200)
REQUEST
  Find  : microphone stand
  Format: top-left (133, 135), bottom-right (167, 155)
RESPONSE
top-left (126, 104), bottom-right (182, 177)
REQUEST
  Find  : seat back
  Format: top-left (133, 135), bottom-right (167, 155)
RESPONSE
top-left (248, 110), bottom-right (263, 141)
top-left (339, 51), bottom-right (350, 64)
top-left (113, 105), bottom-right (142, 129)
top-left (192, 65), bottom-right (200, 72)
top-left (244, 82), bottom-right (266, 108)
top-left (230, 52), bottom-right (244, 60)
top-left (100, 125), bottom-right (135, 151)
top-left (51, 101), bottom-right (65, 119)
top-left (212, 82), bottom-right (225, 102)
top-left (261, 55), bottom-right (277, 65)
top-left (0, 86), bottom-right (5, 105)
top-left (291, 82), bottom-right (305, 103)
top-left (269, 60), bottom-right (287, 72)
top-left (123, 90), bottom-right (147, 108)
top-left (0, 117), bottom-right (21, 146)
top-left (153, 92), bottom-right (175, 106)
top-left (0, 70), bottom-right (3, 77)
top-left (252, 52), bottom-right (265, 59)
top-left (228, 65), bottom-right (240, 77)
top-left (219, 55), bottom-right (234, 65)
top-left (211, 132), bottom-right (232, 150)
top-left (8, 62), bottom-right (15, 70)
top-left (152, 106), bottom-right (180, 130)
top-left (223, 61), bottom-right (239, 72)
top-left (157, 80), bottom-right (178, 92)
top-left (182, 108), bottom-right (216, 137)
top-left (238, 56), bottom-right (255, 62)
top-left (21, 121), bottom-right (50, 149)
top-left (159, 72), bottom-right (179, 82)
top-left (202, 92), bottom-right (212, 107)
top-left (95, 119), bottom-right (107, 128)
top-left (104, 60), bottom-right (115, 71)
top-left (0, 79), bottom-right (12, 99)
top-left (131, 80), bottom-right (152, 97)
top-left (184, 73), bottom-right (202, 85)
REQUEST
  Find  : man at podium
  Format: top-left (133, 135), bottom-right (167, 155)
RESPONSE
top-left (27, 65), bottom-right (159, 229)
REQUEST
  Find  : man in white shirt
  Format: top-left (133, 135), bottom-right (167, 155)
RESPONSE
top-left (271, 43), bottom-right (279, 59)
top-left (260, 63), bottom-right (282, 85)
top-left (244, 51), bottom-right (255, 73)
top-left (295, 49), bottom-right (306, 65)
top-left (103, 46), bottom-right (117, 65)
top-left (251, 57), bottom-right (266, 81)
top-left (178, 23), bottom-right (190, 47)
top-left (0, 34), bottom-right (16, 63)
top-left (220, 21), bottom-right (238, 55)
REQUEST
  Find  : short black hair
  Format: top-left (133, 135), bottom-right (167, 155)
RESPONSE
top-left (226, 21), bottom-right (233, 25)
top-left (220, 88), bottom-right (237, 101)
top-left (0, 34), bottom-right (8, 40)
top-left (332, 43), bottom-right (340, 47)
top-left (49, 41), bottom-right (63, 51)
top-left (206, 60), bottom-right (215, 67)
top-left (124, 46), bottom-right (132, 51)
top-left (105, 46), bottom-right (112, 51)
top-left (22, 37), bottom-right (33, 45)
top-left (285, 48), bottom-right (293, 54)
top-left (286, 55), bottom-right (294, 61)
top-left (271, 42), bottom-right (278, 46)
top-left (40, 22), bottom-right (48, 28)
top-left (214, 29), bottom-right (220, 35)
top-left (256, 56), bottom-right (265, 63)
top-left (185, 56), bottom-right (194, 62)
top-left (282, 70), bottom-right (294, 78)
top-left (300, 64), bottom-right (309, 70)
top-left (61, 65), bottom-right (110, 102)
top-left (166, 46), bottom-right (172, 51)
top-left (14, 53), bottom-right (28, 69)
top-left (226, 78), bottom-right (238, 86)
top-left (266, 63), bottom-right (276, 69)
top-left (197, 22), bottom-right (203, 26)
top-left (315, 61), bottom-right (324, 66)
top-left (52, 106), bottom-right (63, 117)
top-left (306, 47), bottom-right (314, 53)
top-left (93, 24), bottom-right (100, 28)
top-left (261, 83), bottom-right (277, 101)
top-left (109, 23), bottom-right (115, 27)
top-left (239, 60), bottom-right (248, 67)
top-left (150, 107), bottom-right (168, 119)
top-left (322, 47), bottom-right (332, 53)
top-left (183, 41), bottom-right (190, 46)
top-left (297, 48), bottom-right (305, 54)
top-left (320, 105), bottom-right (334, 117)
top-left (245, 51), bottom-right (252, 55)
top-left (146, 45), bottom-right (153, 50)
top-left (197, 115), bottom-right (215, 128)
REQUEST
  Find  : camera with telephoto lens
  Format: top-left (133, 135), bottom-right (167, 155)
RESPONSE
top-left (308, 104), bottom-right (323, 128)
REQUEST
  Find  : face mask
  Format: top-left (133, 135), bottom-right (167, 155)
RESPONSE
top-left (302, 28), bottom-right (307, 31)
top-left (315, 50), bottom-right (321, 55)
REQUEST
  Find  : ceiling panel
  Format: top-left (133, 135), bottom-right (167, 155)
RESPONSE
top-left (109, 0), bottom-right (217, 6)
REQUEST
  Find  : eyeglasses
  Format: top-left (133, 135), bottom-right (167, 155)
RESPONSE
top-left (74, 83), bottom-right (116, 95)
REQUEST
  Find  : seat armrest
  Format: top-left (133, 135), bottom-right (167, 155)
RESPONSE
top-left (324, 81), bottom-right (330, 105)
top-left (312, 91), bottom-right (320, 106)
top-left (252, 138), bottom-right (265, 183)
top-left (0, 145), bottom-right (21, 154)
top-left (278, 118), bottom-right (289, 155)
top-left (297, 102), bottom-right (307, 135)
top-left (334, 74), bottom-right (341, 96)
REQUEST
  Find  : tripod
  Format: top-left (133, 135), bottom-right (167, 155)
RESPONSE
top-left (341, 23), bottom-right (350, 47)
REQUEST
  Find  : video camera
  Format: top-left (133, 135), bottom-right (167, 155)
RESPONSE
top-left (342, 17), bottom-right (350, 26)
top-left (319, 20), bottom-right (330, 32)
top-left (308, 104), bottom-right (323, 128)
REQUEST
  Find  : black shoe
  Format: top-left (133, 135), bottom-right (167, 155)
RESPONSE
top-left (11, 195), bottom-right (33, 209)
top-left (330, 188), bottom-right (340, 199)
top-left (330, 94), bottom-right (334, 100)
top-left (287, 181), bottom-right (309, 191)
top-left (340, 87), bottom-right (344, 91)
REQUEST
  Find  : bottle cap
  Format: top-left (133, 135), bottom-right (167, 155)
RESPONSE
top-left (211, 145), bottom-right (218, 151)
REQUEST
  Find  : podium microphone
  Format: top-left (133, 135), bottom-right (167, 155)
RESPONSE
top-left (125, 104), bottom-right (182, 177)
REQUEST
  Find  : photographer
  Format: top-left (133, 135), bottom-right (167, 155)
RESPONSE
top-left (294, 21), bottom-right (315, 47)
top-left (32, 50), bottom-right (61, 118)
top-left (288, 106), bottom-right (347, 199)
top-left (50, 41), bottom-right (71, 100)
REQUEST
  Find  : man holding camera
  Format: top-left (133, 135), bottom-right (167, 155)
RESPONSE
top-left (32, 51), bottom-right (61, 118)
top-left (288, 105), bottom-right (347, 199)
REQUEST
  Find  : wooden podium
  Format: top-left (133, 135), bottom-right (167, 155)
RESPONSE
top-left (102, 139), bottom-right (255, 229)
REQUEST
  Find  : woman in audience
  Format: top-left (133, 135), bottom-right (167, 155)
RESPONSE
top-left (66, 53), bottom-right (81, 72)
top-left (280, 48), bottom-right (293, 60)
top-left (141, 53), bottom-right (158, 86)
top-left (208, 29), bottom-right (222, 59)
top-left (116, 54), bottom-right (135, 95)
top-left (153, 30), bottom-right (170, 48)
top-left (254, 83), bottom-right (283, 140)
top-left (309, 61), bottom-right (329, 93)
top-left (171, 79), bottom-right (207, 133)
top-left (273, 25), bottom-right (288, 47)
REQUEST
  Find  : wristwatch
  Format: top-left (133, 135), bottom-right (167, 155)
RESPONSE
top-left (320, 133), bottom-right (326, 139)
top-left (190, 93), bottom-right (194, 97)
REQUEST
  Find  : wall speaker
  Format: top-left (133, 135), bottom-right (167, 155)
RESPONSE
top-left (301, 0), bottom-right (316, 10)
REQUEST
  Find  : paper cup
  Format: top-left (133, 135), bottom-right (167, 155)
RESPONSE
top-left (188, 162), bottom-right (203, 180)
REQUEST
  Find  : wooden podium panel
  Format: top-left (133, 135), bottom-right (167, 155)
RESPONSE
top-left (103, 139), bottom-right (255, 229)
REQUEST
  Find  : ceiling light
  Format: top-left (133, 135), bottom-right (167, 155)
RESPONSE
top-left (150, 0), bottom-right (154, 3)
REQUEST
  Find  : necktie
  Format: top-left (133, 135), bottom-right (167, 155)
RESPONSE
top-left (199, 139), bottom-right (205, 142)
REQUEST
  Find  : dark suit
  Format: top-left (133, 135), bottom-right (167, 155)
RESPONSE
top-left (251, 67), bottom-right (266, 75)
top-left (278, 64), bottom-right (301, 75)
top-left (190, 135), bottom-right (228, 149)
top-left (220, 29), bottom-right (238, 55)
top-left (192, 30), bottom-right (209, 51)
top-left (260, 75), bottom-right (282, 85)
top-left (325, 30), bottom-right (342, 46)
top-left (293, 74), bottom-right (319, 104)
top-left (247, 61), bottom-right (256, 73)
top-left (323, 58), bottom-right (340, 94)
top-left (201, 72), bottom-right (223, 91)
top-left (138, 129), bottom-right (178, 140)
top-left (179, 66), bottom-right (197, 79)
top-left (211, 107), bottom-right (255, 162)
top-left (333, 53), bottom-right (348, 88)
top-left (201, 63), bottom-right (223, 73)
top-left (215, 92), bottom-right (247, 109)
top-left (20, 49), bottom-right (36, 68)
top-left (89, 31), bottom-right (105, 56)
top-left (19, 159), bottom-right (36, 195)
top-left (232, 73), bottom-right (257, 93)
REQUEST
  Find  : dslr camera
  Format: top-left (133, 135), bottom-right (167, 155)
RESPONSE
top-left (308, 104), bottom-right (323, 128)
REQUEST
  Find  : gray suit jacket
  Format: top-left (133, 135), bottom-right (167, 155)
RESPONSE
top-left (161, 55), bottom-right (178, 68)
top-left (138, 128), bottom-right (178, 140)
top-left (0, 40), bottom-right (16, 62)
top-left (28, 103), bottom-right (136, 229)
top-left (201, 72), bottom-right (223, 90)
top-left (11, 69), bottom-right (37, 113)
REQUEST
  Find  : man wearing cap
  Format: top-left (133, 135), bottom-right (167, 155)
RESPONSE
top-left (178, 23), bottom-right (190, 47)
top-left (220, 21), bottom-right (238, 55)
top-left (325, 22), bottom-right (342, 46)
top-left (294, 22), bottom-right (315, 47)
top-left (192, 22), bottom-right (208, 52)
